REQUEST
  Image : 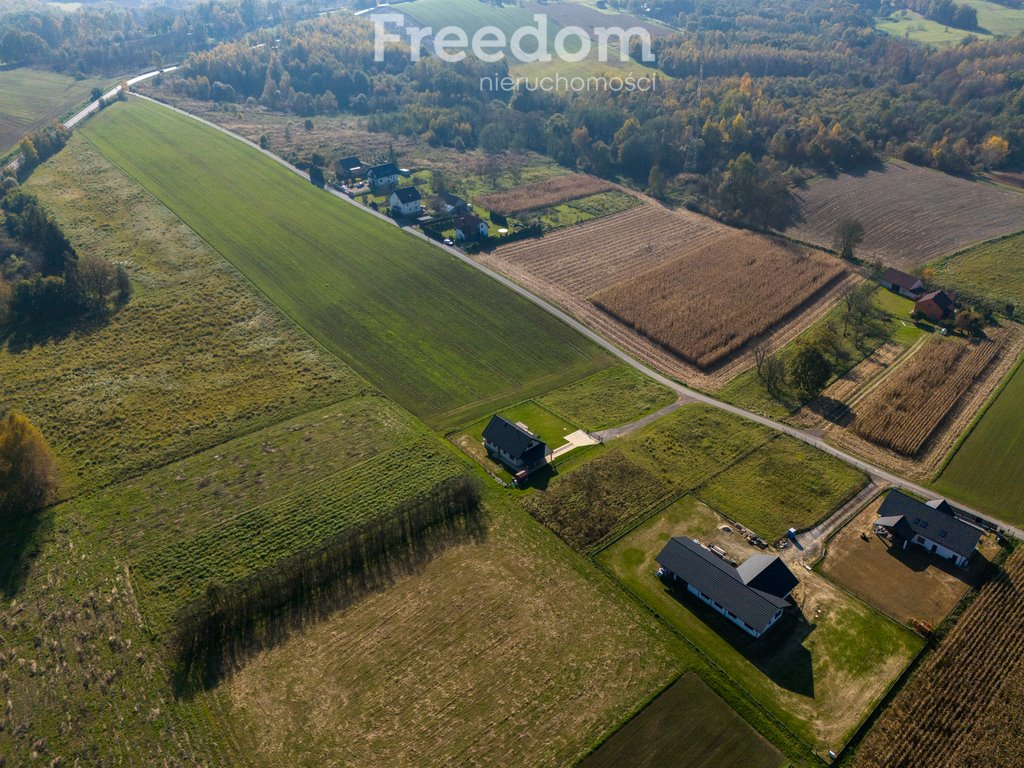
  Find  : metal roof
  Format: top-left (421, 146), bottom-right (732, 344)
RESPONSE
top-left (656, 538), bottom-right (795, 634)
top-left (875, 490), bottom-right (983, 558)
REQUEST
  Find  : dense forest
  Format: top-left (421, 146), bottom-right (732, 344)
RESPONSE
top-left (0, 0), bottom-right (333, 75)
top-left (165, 0), bottom-right (1024, 227)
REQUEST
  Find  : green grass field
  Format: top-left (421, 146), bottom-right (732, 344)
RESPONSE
top-left (0, 67), bottom-right (106, 153)
top-left (596, 496), bottom-right (925, 750)
top-left (932, 232), bottom-right (1024, 311)
top-left (935, 354), bottom-right (1024, 523)
top-left (14, 134), bottom-right (362, 497)
top-left (694, 436), bottom-right (868, 541)
top-left (718, 286), bottom-right (924, 420)
top-left (537, 364), bottom-right (677, 430)
top-left (577, 673), bottom-right (782, 768)
top-left (876, 10), bottom-right (989, 45)
top-left (80, 98), bottom-right (612, 428)
top-left (965, 0), bottom-right (1024, 34)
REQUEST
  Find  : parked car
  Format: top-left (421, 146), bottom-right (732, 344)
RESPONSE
top-left (443, 238), bottom-right (454, 246)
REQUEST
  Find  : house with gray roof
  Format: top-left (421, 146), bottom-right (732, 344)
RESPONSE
top-left (873, 489), bottom-right (983, 567)
top-left (482, 415), bottom-right (551, 477)
top-left (656, 537), bottom-right (798, 638)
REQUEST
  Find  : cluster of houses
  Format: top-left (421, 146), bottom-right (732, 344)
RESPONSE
top-left (333, 155), bottom-right (491, 241)
top-left (651, 487), bottom-right (985, 641)
top-left (880, 268), bottom-right (958, 323)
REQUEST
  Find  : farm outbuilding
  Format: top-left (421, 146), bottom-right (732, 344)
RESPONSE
top-left (434, 192), bottom-right (469, 215)
top-left (335, 156), bottom-right (363, 181)
top-left (656, 537), bottom-right (798, 638)
top-left (915, 290), bottom-right (957, 322)
top-left (880, 268), bottom-right (925, 299)
top-left (482, 415), bottom-right (551, 475)
top-left (873, 490), bottom-right (983, 568)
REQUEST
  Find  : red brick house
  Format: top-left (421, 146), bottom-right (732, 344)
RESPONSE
top-left (915, 290), bottom-right (957, 322)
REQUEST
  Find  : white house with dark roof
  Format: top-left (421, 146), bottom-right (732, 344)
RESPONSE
top-left (389, 187), bottom-right (423, 216)
top-left (656, 538), bottom-right (798, 638)
top-left (880, 268), bottom-right (926, 299)
top-left (873, 489), bottom-right (983, 568)
top-left (368, 162), bottom-right (400, 190)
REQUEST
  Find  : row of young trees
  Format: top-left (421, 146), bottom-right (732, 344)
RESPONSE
top-left (169, 474), bottom-right (483, 691)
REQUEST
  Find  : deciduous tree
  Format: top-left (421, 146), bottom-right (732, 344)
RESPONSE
top-left (0, 412), bottom-right (58, 520)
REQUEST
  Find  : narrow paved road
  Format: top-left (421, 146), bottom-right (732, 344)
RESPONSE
top-left (102, 94), bottom-right (1024, 542)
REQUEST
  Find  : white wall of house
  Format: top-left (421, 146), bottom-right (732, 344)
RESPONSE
top-left (484, 441), bottom-right (524, 470)
top-left (390, 195), bottom-right (422, 216)
top-left (370, 173), bottom-right (398, 189)
top-left (905, 535), bottom-right (969, 567)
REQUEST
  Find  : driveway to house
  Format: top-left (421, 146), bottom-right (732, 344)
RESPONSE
top-left (108, 95), bottom-right (1024, 543)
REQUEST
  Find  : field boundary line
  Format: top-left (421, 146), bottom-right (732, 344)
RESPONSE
top-left (933, 345), bottom-right (1024, 478)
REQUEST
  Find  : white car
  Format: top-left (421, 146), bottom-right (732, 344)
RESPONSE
top-left (443, 238), bottom-right (454, 246)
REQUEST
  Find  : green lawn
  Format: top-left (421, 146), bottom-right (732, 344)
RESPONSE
top-left (536, 364), bottom-right (677, 430)
top-left (694, 436), bottom-right (868, 541)
top-left (578, 673), bottom-right (782, 768)
top-left (596, 496), bottom-right (925, 751)
top-left (876, 10), bottom-right (988, 45)
top-left (530, 190), bottom-right (641, 230)
top-left (0, 67), bottom-right (106, 153)
top-left (81, 98), bottom-right (612, 428)
top-left (932, 232), bottom-right (1024, 311)
top-left (718, 286), bottom-right (924, 419)
top-left (964, 0), bottom-right (1024, 35)
top-left (935, 353), bottom-right (1024, 524)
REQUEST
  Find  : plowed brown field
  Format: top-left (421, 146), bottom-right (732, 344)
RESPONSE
top-left (786, 161), bottom-right (1024, 268)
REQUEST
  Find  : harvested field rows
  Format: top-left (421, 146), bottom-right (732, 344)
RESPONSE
top-left (476, 174), bottom-right (616, 215)
top-left (482, 202), bottom-right (855, 387)
top-left (852, 336), bottom-right (1001, 455)
top-left (786, 161), bottom-right (1024, 268)
top-left (593, 234), bottom-right (846, 368)
top-left (855, 547), bottom-right (1024, 768)
top-left (796, 342), bottom-right (907, 426)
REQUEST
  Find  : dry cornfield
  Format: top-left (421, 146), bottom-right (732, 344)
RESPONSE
top-left (852, 336), bottom-right (1001, 456)
top-left (592, 232), bottom-right (846, 369)
top-left (855, 547), bottom-right (1024, 768)
top-left (482, 202), bottom-right (854, 385)
top-left (476, 174), bottom-right (616, 215)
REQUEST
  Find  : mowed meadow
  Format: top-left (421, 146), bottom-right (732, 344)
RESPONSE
top-left (80, 98), bottom-right (612, 428)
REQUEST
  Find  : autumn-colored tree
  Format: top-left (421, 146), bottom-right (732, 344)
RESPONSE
top-left (0, 411), bottom-right (58, 519)
top-left (978, 135), bottom-right (1009, 169)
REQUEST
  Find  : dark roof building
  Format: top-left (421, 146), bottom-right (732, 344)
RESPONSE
top-left (880, 268), bottom-right (925, 298)
top-left (656, 537), bottom-right (797, 638)
top-left (454, 213), bottom-right (488, 240)
top-left (482, 415), bottom-right (551, 475)
top-left (336, 156), bottom-right (363, 178)
top-left (367, 163), bottom-right (400, 185)
top-left (435, 192), bottom-right (468, 213)
top-left (915, 290), bottom-right (957, 322)
top-left (391, 187), bottom-right (422, 204)
top-left (874, 489), bottom-right (983, 567)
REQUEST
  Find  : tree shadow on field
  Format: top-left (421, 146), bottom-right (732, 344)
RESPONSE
top-left (664, 581), bottom-right (815, 697)
top-left (0, 507), bottom-right (54, 598)
top-left (1, 311), bottom-right (113, 353)
top-left (805, 396), bottom-right (854, 427)
top-left (170, 504), bottom-right (489, 699)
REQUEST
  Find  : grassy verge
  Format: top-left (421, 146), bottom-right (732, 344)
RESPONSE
top-left (931, 231), bottom-right (1024, 311)
top-left (536, 364), bottom-right (677, 431)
